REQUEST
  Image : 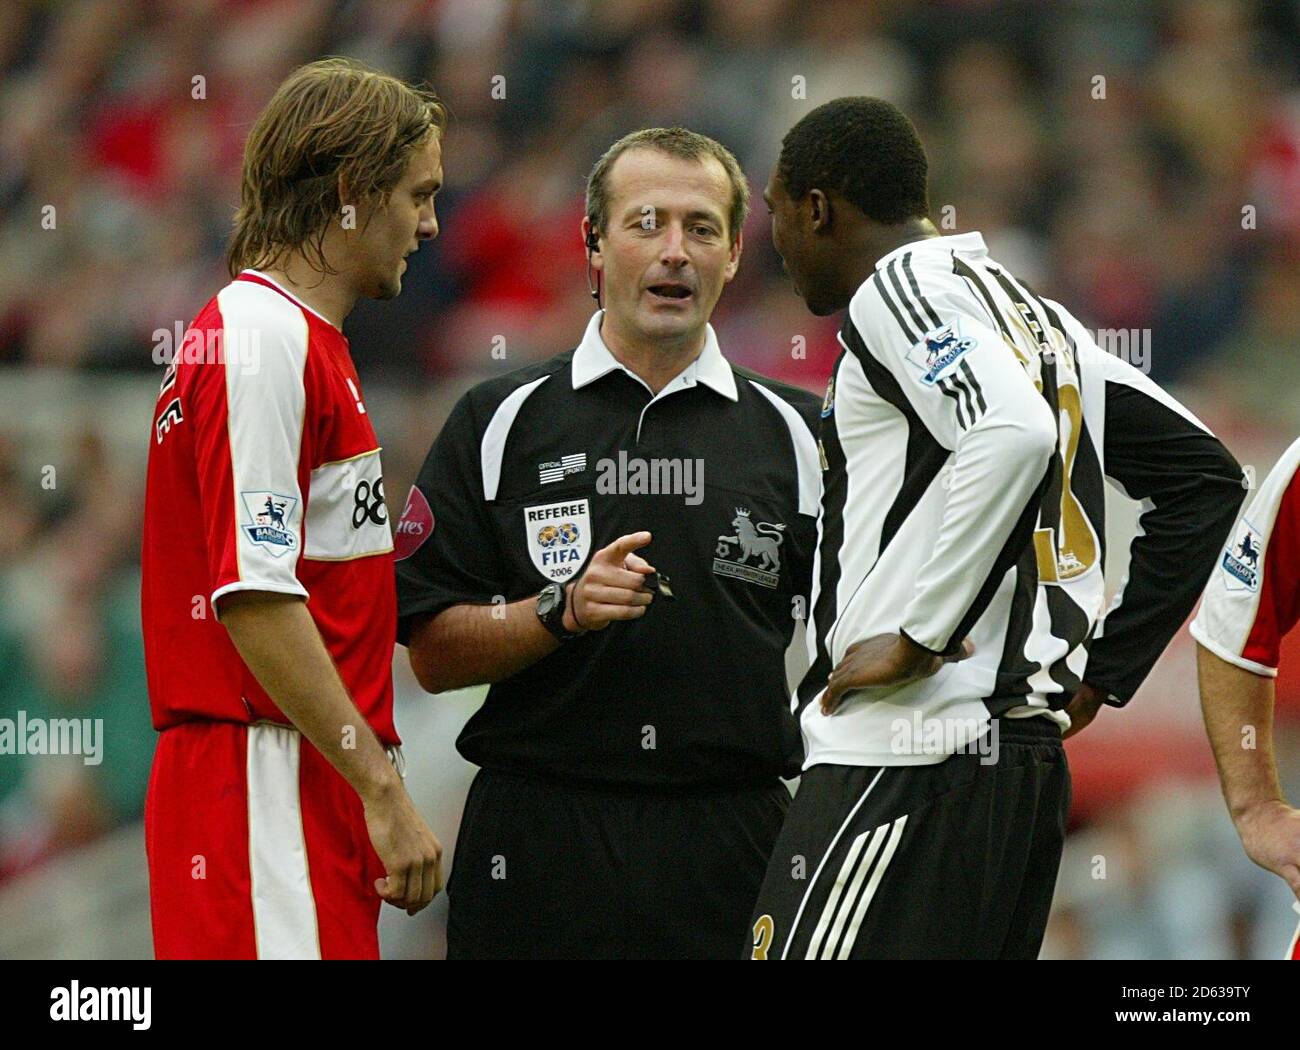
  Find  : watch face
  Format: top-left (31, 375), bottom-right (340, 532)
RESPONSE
top-left (537, 583), bottom-right (560, 619)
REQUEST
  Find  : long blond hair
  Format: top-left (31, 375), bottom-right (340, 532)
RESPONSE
top-left (227, 57), bottom-right (447, 277)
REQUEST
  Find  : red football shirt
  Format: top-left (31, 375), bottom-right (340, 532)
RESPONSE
top-left (141, 270), bottom-right (398, 745)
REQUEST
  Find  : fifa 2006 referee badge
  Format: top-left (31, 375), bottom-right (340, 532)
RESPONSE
top-left (525, 498), bottom-right (592, 582)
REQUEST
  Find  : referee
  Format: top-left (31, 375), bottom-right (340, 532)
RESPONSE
top-left (394, 127), bottom-right (822, 959)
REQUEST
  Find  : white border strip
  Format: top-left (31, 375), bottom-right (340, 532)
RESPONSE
top-left (780, 767), bottom-right (887, 959)
top-left (247, 724), bottom-right (321, 959)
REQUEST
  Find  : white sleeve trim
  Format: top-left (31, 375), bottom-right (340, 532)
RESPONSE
top-left (1189, 619), bottom-right (1278, 678)
top-left (212, 578), bottom-right (310, 611)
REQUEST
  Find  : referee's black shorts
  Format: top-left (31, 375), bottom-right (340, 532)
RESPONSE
top-left (748, 714), bottom-right (1070, 960)
top-left (446, 767), bottom-right (790, 960)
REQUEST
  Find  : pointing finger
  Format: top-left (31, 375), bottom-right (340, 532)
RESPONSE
top-left (603, 531), bottom-right (652, 560)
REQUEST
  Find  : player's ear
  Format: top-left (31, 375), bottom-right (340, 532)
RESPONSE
top-left (723, 227), bottom-right (742, 283)
top-left (809, 189), bottom-right (830, 234)
top-left (582, 216), bottom-right (604, 272)
top-left (336, 171), bottom-right (364, 223)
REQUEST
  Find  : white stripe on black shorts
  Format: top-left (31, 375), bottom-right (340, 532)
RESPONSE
top-left (748, 715), bottom-right (1069, 960)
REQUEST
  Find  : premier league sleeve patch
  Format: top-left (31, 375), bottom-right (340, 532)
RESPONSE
top-left (904, 322), bottom-right (978, 386)
top-left (525, 498), bottom-right (591, 582)
top-left (1220, 517), bottom-right (1262, 592)
top-left (240, 491), bottom-right (300, 557)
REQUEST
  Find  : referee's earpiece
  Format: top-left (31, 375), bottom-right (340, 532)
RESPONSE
top-left (585, 224), bottom-right (602, 305)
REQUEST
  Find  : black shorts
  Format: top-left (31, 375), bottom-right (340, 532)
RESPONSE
top-left (447, 767), bottom-right (790, 960)
top-left (748, 715), bottom-right (1070, 960)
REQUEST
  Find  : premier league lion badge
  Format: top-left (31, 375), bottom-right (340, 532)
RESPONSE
top-left (240, 490), bottom-right (299, 557)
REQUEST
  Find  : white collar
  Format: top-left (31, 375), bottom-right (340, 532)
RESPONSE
top-left (239, 269), bottom-right (340, 330)
top-left (570, 311), bottom-right (739, 402)
top-left (874, 231), bottom-right (988, 274)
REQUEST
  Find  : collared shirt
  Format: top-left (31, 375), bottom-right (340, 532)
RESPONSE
top-left (395, 311), bottom-right (823, 789)
top-left (571, 311), bottom-right (738, 395)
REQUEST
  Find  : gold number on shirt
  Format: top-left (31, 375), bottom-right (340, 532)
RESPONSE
top-left (1034, 377), bottom-right (1098, 583)
top-left (751, 914), bottom-right (775, 960)
top-left (998, 286), bottom-right (1100, 583)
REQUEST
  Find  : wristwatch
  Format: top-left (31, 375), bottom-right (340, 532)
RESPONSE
top-left (536, 581), bottom-right (583, 641)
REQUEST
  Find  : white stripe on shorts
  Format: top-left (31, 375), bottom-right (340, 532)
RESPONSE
top-left (780, 767), bottom-right (887, 960)
top-left (836, 815), bottom-right (908, 959)
top-left (806, 823), bottom-right (888, 959)
top-left (246, 723), bottom-right (321, 960)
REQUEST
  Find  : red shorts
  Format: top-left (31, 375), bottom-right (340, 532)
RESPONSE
top-left (145, 721), bottom-right (389, 959)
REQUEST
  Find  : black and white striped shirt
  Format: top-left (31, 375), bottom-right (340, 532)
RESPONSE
top-left (799, 232), bottom-right (1244, 768)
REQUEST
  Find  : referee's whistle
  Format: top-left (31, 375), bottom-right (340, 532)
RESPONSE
top-left (643, 571), bottom-right (675, 600)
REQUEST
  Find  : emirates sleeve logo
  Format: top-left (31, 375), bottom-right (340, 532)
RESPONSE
top-left (393, 485), bottom-right (434, 561)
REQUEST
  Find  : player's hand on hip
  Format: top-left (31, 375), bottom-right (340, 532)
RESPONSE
top-left (1235, 799), bottom-right (1300, 900)
top-left (823, 632), bottom-right (974, 715)
top-left (565, 531), bottom-right (655, 632)
top-left (363, 781), bottom-right (444, 914)
top-left (1061, 682), bottom-right (1107, 740)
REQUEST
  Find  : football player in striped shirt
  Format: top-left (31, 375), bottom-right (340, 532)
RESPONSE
top-left (1191, 439), bottom-right (1300, 956)
top-left (748, 96), bottom-right (1244, 960)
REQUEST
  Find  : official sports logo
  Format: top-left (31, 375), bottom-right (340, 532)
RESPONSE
top-left (905, 323), bottom-right (977, 386)
top-left (714, 507), bottom-right (784, 589)
top-left (538, 453), bottom-right (587, 486)
top-left (525, 498), bottom-right (591, 581)
top-left (240, 491), bottom-right (298, 556)
top-left (1221, 518), bottom-right (1261, 592)
top-left (393, 485), bottom-right (434, 561)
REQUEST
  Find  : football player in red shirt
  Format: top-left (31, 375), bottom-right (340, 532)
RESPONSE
top-left (141, 58), bottom-right (446, 959)
top-left (1192, 438), bottom-right (1300, 956)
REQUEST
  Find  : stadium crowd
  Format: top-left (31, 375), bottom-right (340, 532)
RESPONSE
top-left (2, 0), bottom-right (1300, 958)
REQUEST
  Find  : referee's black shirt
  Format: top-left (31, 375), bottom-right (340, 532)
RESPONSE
top-left (395, 312), bottom-right (822, 790)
